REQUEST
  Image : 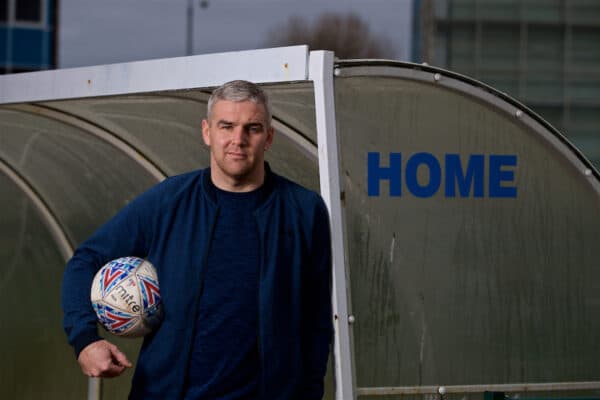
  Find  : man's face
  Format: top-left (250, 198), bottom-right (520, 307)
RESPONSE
top-left (202, 99), bottom-right (274, 190)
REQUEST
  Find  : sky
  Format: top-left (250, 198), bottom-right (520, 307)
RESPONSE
top-left (58, 0), bottom-right (414, 69)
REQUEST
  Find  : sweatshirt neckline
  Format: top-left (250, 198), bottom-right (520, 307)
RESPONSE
top-left (202, 163), bottom-right (276, 209)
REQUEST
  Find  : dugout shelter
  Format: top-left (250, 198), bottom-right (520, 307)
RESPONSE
top-left (1, 46), bottom-right (599, 400)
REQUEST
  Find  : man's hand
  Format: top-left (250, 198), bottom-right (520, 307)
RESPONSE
top-left (77, 339), bottom-right (133, 378)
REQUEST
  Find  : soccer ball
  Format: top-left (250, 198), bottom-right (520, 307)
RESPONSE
top-left (91, 257), bottom-right (163, 338)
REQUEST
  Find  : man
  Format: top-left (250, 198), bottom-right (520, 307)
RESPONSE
top-left (62, 80), bottom-right (333, 399)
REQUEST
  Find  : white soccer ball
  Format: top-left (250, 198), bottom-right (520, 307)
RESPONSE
top-left (91, 256), bottom-right (163, 338)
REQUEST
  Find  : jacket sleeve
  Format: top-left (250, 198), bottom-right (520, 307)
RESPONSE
top-left (61, 188), bottom-right (155, 358)
top-left (299, 197), bottom-right (334, 399)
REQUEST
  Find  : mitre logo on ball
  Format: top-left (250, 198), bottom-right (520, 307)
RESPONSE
top-left (91, 256), bottom-right (163, 338)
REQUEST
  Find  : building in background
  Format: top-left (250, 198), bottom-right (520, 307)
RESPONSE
top-left (413, 0), bottom-right (600, 167)
top-left (0, 0), bottom-right (58, 74)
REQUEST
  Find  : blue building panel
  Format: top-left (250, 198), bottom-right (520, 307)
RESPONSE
top-left (47, 0), bottom-right (56, 25)
top-left (12, 28), bottom-right (44, 67)
top-left (1, 0), bottom-right (57, 73)
top-left (0, 28), bottom-right (7, 64)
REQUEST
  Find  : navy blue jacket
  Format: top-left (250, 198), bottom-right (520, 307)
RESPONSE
top-left (61, 166), bottom-right (333, 399)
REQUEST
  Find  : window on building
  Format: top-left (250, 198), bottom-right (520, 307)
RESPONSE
top-left (0, 0), bottom-right (8, 22)
top-left (16, 0), bottom-right (42, 23)
top-left (12, 67), bottom-right (39, 73)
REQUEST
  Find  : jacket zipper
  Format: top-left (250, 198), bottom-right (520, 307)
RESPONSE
top-left (255, 212), bottom-right (265, 398)
top-left (179, 207), bottom-right (220, 398)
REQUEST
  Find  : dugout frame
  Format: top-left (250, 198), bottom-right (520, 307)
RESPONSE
top-left (2, 45), bottom-right (600, 400)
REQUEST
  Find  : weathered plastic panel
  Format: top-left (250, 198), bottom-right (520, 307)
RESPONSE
top-left (335, 69), bottom-right (600, 395)
top-left (0, 174), bottom-right (85, 397)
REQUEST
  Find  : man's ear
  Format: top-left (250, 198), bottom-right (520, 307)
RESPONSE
top-left (201, 119), bottom-right (211, 146)
top-left (266, 125), bottom-right (275, 149)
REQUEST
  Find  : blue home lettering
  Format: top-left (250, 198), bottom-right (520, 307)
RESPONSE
top-left (367, 152), bottom-right (517, 198)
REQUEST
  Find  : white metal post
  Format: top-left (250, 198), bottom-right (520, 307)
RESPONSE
top-left (309, 50), bottom-right (357, 400)
top-left (88, 377), bottom-right (102, 400)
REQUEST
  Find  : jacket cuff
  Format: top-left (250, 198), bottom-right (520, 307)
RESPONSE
top-left (73, 330), bottom-right (103, 359)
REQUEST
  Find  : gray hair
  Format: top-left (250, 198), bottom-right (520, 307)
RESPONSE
top-left (206, 80), bottom-right (272, 123)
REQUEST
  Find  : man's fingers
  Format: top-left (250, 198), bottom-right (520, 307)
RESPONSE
top-left (87, 357), bottom-right (127, 378)
top-left (110, 346), bottom-right (133, 368)
top-left (86, 363), bottom-right (125, 378)
top-left (78, 340), bottom-right (131, 378)
top-left (103, 362), bottom-right (126, 378)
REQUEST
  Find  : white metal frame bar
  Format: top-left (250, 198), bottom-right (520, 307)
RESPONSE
top-left (0, 45), bottom-right (310, 104)
top-left (357, 380), bottom-right (600, 396)
top-left (309, 50), bottom-right (357, 400)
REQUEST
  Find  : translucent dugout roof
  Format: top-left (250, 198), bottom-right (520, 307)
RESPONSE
top-left (1, 46), bottom-right (600, 400)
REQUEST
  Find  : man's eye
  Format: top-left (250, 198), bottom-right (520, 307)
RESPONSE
top-left (247, 126), bottom-right (261, 133)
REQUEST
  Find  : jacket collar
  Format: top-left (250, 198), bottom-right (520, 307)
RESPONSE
top-left (202, 162), bottom-right (276, 206)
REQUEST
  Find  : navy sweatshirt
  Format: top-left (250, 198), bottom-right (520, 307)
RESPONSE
top-left (184, 186), bottom-right (263, 399)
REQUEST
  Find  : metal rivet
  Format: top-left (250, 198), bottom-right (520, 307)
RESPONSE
top-left (334, 68), bottom-right (341, 76)
top-left (515, 110), bottom-right (523, 118)
top-left (348, 315), bottom-right (355, 324)
top-left (584, 169), bottom-right (592, 176)
top-left (434, 73), bottom-right (441, 82)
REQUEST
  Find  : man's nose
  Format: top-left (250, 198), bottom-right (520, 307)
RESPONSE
top-left (231, 127), bottom-right (247, 144)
